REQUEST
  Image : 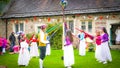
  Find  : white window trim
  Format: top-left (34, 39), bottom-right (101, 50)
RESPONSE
top-left (73, 19), bottom-right (75, 34)
top-left (13, 21), bottom-right (25, 34)
top-left (80, 21), bottom-right (93, 34)
top-left (68, 20), bottom-right (75, 34)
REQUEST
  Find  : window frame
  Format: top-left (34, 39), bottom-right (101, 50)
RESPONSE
top-left (80, 20), bottom-right (93, 33)
top-left (13, 22), bottom-right (25, 34)
top-left (88, 21), bottom-right (92, 33)
top-left (68, 20), bottom-right (75, 33)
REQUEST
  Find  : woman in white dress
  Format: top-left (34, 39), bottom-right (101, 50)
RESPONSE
top-left (18, 38), bottom-right (30, 66)
top-left (64, 29), bottom-right (74, 68)
top-left (100, 27), bottom-right (112, 64)
top-left (30, 34), bottom-right (39, 58)
top-left (95, 30), bottom-right (102, 62)
top-left (78, 31), bottom-right (86, 56)
top-left (115, 26), bottom-right (120, 44)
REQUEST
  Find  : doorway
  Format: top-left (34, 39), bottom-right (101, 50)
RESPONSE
top-left (110, 23), bottom-right (120, 45)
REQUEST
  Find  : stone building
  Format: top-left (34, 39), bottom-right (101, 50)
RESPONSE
top-left (0, 0), bottom-right (120, 45)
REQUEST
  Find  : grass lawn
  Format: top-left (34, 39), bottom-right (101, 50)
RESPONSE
top-left (0, 49), bottom-right (120, 68)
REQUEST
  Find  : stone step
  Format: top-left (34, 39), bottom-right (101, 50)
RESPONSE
top-left (110, 45), bottom-right (120, 50)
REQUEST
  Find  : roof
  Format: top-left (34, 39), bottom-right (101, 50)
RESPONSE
top-left (2, 0), bottom-right (120, 18)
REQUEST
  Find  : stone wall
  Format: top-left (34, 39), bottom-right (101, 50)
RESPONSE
top-left (3, 13), bottom-right (120, 46)
top-left (7, 20), bottom-right (13, 39)
top-left (0, 19), bottom-right (6, 38)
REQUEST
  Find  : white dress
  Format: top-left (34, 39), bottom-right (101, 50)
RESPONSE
top-left (46, 41), bottom-right (51, 55)
top-left (30, 42), bottom-right (39, 57)
top-left (100, 41), bottom-right (112, 62)
top-left (79, 39), bottom-right (86, 56)
top-left (95, 44), bottom-right (102, 61)
top-left (115, 29), bottom-right (120, 42)
top-left (18, 41), bottom-right (30, 66)
top-left (64, 44), bottom-right (74, 67)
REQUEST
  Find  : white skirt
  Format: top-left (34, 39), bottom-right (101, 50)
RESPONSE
top-left (64, 45), bottom-right (74, 67)
top-left (18, 48), bottom-right (30, 66)
top-left (79, 39), bottom-right (86, 56)
top-left (116, 34), bottom-right (120, 41)
top-left (100, 42), bottom-right (112, 62)
top-left (46, 43), bottom-right (51, 55)
top-left (30, 42), bottom-right (39, 57)
top-left (2, 48), bottom-right (6, 53)
top-left (95, 44), bottom-right (102, 61)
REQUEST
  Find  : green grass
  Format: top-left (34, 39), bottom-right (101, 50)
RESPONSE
top-left (0, 49), bottom-right (120, 68)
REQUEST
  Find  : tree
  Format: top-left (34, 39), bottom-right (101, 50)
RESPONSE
top-left (0, 0), bottom-right (10, 15)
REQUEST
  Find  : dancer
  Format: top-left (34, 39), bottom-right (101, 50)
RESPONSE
top-left (18, 38), bottom-right (30, 66)
top-left (64, 29), bottom-right (74, 68)
top-left (95, 30), bottom-right (102, 62)
top-left (38, 25), bottom-right (49, 68)
top-left (78, 30), bottom-right (86, 56)
top-left (100, 27), bottom-right (112, 64)
top-left (30, 34), bottom-right (39, 58)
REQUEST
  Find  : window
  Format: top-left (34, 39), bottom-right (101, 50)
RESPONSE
top-left (88, 21), bottom-right (92, 32)
top-left (14, 23), bottom-right (24, 33)
top-left (80, 21), bottom-right (93, 33)
top-left (37, 26), bottom-right (40, 33)
top-left (81, 21), bottom-right (86, 31)
top-left (15, 24), bottom-right (19, 33)
top-left (20, 23), bottom-right (24, 31)
top-left (69, 20), bottom-right (74, 33)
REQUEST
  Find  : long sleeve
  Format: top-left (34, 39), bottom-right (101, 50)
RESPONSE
top-left (95, 36), bottom-right (101, 45)
top-left (40, 30), bottom-right (49, 44)
top-left (102, 33), bottom-right (109, 42)
top-left (65, 36), bottom-right (72, 45)
top-left (78, 33), bottom-right (85, 40)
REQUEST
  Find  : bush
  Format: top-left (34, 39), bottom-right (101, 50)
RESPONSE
top-left (47, 23), bottom-right (62, 50)
top-left (26, 33), bottom-right (38, 40)
top-left (26, 23), bottom-right (62, 50)
top-left (26, 33), bottom-right (33, 39)
top-left (88, 43), bottom-right (95, 52)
